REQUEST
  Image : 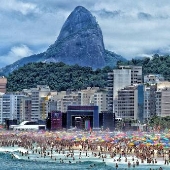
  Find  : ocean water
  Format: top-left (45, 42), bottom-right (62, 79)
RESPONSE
top-left (0, 147), bottom-right (169, 170)
top-left (0, 152), bottom-right (111, 170)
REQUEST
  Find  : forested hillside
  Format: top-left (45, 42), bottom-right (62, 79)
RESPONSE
top-left (6, 62), bottom-right (112, 92)
top-left (118, 54), bottom-right (170, 80)
top-left (6, 54), bottom-right (170, 92)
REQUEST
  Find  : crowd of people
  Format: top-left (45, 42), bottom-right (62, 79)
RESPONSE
top-left (0, 130), bottom-right (169, 169)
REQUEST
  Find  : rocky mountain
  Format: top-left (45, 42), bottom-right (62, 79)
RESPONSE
top-left (0, 6), bottom-right (126, 76)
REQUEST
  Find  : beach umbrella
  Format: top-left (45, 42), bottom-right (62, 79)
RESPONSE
top-left (164, 145), bottom-right (170, 149)
top-left (128, 142), bottom-right (134, 146)
top-left (146, 143), bottom-right (152, 146)
top-left (134, 141), bottom-right (140, 145)
top-left (146, 139), bottom-right (153, 144)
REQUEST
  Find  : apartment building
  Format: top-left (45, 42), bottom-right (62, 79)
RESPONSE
top-left (107, 67), bottom-right (131, 114)
top-left (0, 93), bottom-right (27, 124)
top-left (143, 81), bottom-right (170, 119)
top-left (116, 84), bottom-right (144, 121)
top-left (107, 66), bottom-right (143, 115)
top-left (55, 91), bottom-right (80, 113)
top-left (130, 66), bottom-right (143, 84)
top-left (21, 97), bottom-right (32, 121)
top-left (23, 85), bottom-right (51, 121)
top-left (143, 85), bottom-right (156, 120)
top-left (93, 90), bottom-right (107, 113)
top-left (40, 96), bottom-right (49, 120)
top-left (78, 87), bottom-right (99, 106)
top-left (156, 82), bottom-right (170, 117)
top-left (144, 74), bottom-right (164, 85)
top-left (117, 85), bottom-right (138, 120)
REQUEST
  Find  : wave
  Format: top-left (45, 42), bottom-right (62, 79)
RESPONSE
top-left (0, 152), bottom-right (113, 170)
top-left (0, 150), bottom-right (168, 170)
top-left (0, 146), bottom-right (28, 153)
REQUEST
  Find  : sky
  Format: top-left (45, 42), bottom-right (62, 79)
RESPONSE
top-left (1, 0), bottom-right (170, 68)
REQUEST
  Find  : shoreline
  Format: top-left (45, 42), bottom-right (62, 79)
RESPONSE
top-left (0, 145), bottom-right (168, 169)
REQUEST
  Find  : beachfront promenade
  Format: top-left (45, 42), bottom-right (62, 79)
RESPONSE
top-left (0, 130), bottom-right (169, 169)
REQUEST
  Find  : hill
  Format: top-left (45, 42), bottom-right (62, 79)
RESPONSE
top-left (7, 62), bottom-right (112, 92)
top-left (6, 54), bottom-right (170, 92)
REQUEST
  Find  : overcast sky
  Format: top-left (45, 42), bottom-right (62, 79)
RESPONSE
top-left (0, 0), bottom-right (170, 68)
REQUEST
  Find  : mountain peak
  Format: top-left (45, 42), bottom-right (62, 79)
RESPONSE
top-left (57, 6), bottom-right (97, 42)
top-left (44, 5), bottom-right (107, 69)
top-left (74, 6), bottom-right (89, 12)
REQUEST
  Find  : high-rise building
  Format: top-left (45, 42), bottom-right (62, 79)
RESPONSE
top-left (143, 75), bottom-right (166, 121)
top-left (40, 96), bottom-right (49, 120)
top-left (143, 81), bottom-right (170, 120)
top-left (143, 85), bottom-right (156, 121)
top-left (162, 88), bottom-right (170, 117)
top-left (117, 85), bottom-right (138, 120)
top-left (0, 93), bottom-right (27, 124)
top-left (23, 85), bottom-right (51, 121)
top-left (19, 94), bottom-right (32, 121)
top-left (107, 67), bottom-right (131, 114)
top-left (107, 66), bottom-right (143, 115)
top-left (130, 66), bottom-right (143, 84)
top-left (156, 82), bottom-right (170, 117)
top-left (156, 90), bottom-right (161, 117)
top-left (116, 84), bottom-right (144, 122)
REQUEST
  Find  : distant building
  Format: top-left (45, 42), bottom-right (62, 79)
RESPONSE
top-left (117, 85), bottom-right (138, 120)
top-left (93, 90), bottom-right (107, 113)
top-left (107, 65), bottom-right (143, 115)
top-left (47, 99), bottom-right (57, 112)
top-left (143, 85), bottom-right (156, 120)
top-left (78, 87), bottom-right (99, 106)
top-left (143, 81), bottom-right (170, 119)
top-left (130, 66), bottom-right (143, 85)
top-left (54, 87), bottom-right (100, 113)
top-left (23, 85), bottom-right (51, 121)
top-left (144, 74), bottom-right (164, 85)
top-left (0, 93), bottom-right (27, 124)
top-left (137, 84), bottom-right (144, 123)
top-left (116, 84), bottom-right (144, 121)
top-left (108, 66), bottom-right (132, 114)
top-left (20, 96), bottom-right (32, 121)
top-left (56, 91), bottom-right (80, 113)
top-left (0, 76), bottom-right (7, 93)
top-left (156, 82), bottom-right (170, 117)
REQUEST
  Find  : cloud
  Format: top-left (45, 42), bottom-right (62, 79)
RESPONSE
top-left (0, 45), bottom-right (33, 67)
top-left (94, 9), bottom-right (122, 18)
top-left (91, 0), bottom-right (170, 58)
top-left (0, 0), bottom-right (39, 15)
top-left (138, 12), bottom-right (152, 20)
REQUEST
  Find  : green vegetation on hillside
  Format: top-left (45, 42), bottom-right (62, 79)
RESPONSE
top-left (118, 54), bottom-right (170, 80)
top-left (6, 62), bottom-right (112, 92)
top-left (6, 54), bottom-right (170, 92)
